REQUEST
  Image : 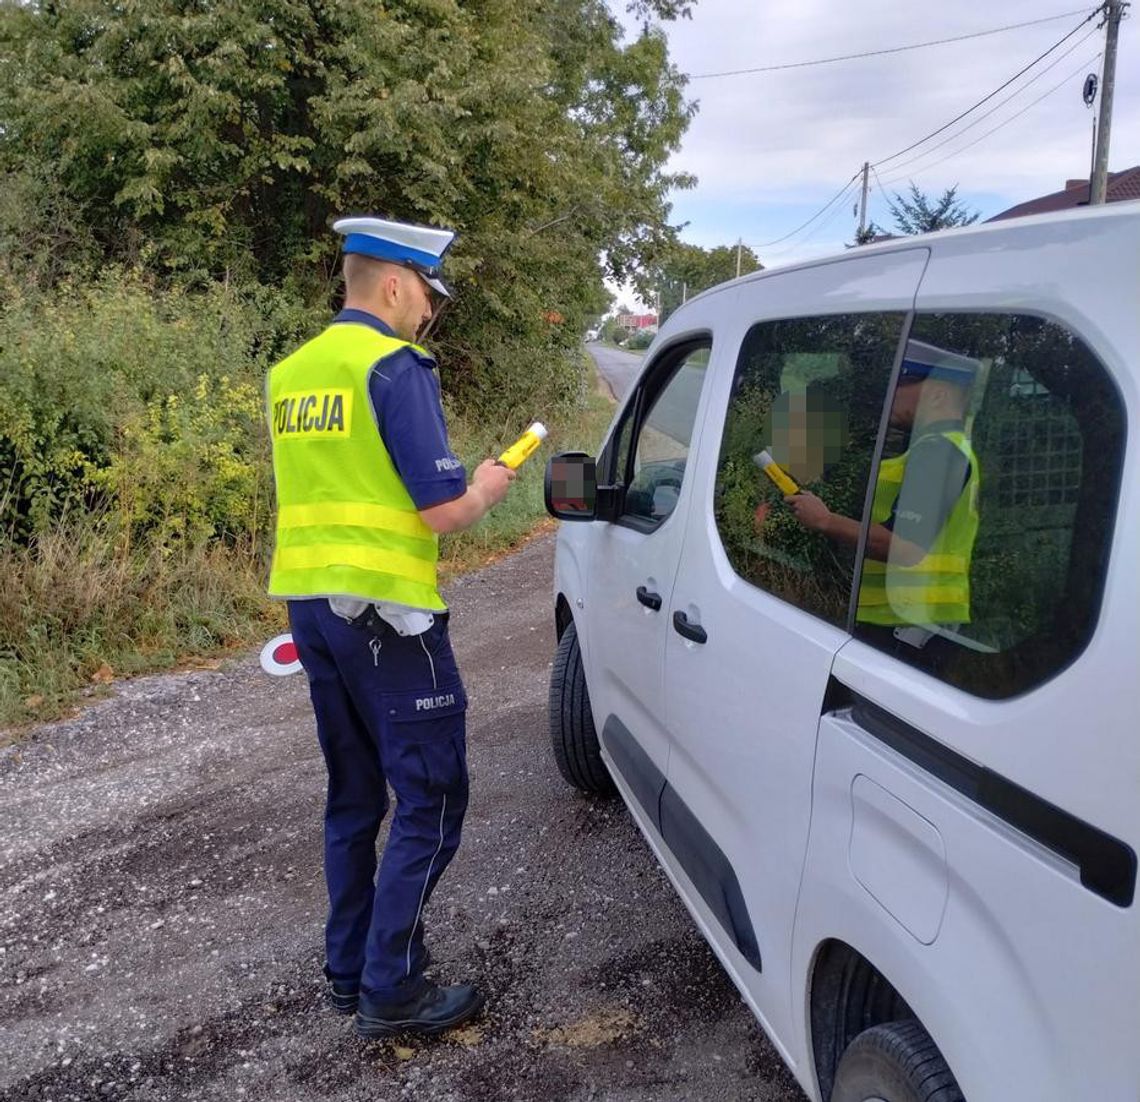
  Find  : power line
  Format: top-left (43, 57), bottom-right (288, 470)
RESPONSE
top-left (751, 172), bottom-right (862, 249)
top-left (878, 53), bottom-right (1102, 188)
top-left (875, 26), bottom-right (1100, 179)
top-left (870, 166), bottom-right (894, 210)
top-left (763, 44), bottom-right (1098, 257)
top-left (876, 53), bottom-right (1102, 189)
top-left (762, 185), bottom-right (863, 258)
top-left (688, 9), bottom-right (1092, 80)
top-left (871, 7), bottom-right (1101, 168)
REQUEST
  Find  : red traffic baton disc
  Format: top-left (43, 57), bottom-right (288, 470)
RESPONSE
top-left (260, 633), bottom-right (303, 677)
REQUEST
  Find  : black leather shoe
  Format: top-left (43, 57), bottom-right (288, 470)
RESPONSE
top-left (355, 979), bottom-right (484, 1038)
top-left (323, 951), bottom-right (434, 1015)
top-left (323, 964), bottom-right (359, 1015)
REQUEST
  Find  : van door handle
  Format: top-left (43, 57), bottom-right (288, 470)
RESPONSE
top-left (672, 610), bottom-right (707, 644)
top-left (636, 586), bottom-right (662, 611)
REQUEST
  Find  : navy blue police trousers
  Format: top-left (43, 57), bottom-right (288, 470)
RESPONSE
top-left (287, 598), bottom-right (469, 1001)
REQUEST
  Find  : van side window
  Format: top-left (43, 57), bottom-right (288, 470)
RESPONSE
top-left (713, 314), bottom-right (905, 626)
top-left (612, 342), bottom-right (710, 531)
top-left (853, 312), bottom-right (1124, 698)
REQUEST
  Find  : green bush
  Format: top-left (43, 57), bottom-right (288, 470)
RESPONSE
top-left (0, 270), bottom-right (317, 545)
top-left (624, 329), bottom-right (655, 351)
top-left (0, 285), bottom-right (609, 730)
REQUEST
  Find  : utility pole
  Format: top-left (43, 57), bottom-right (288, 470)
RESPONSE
top-left (857, 161), bottom-right (870, 238)
top-left (1089, 115), bottom-right (1098, 188)
top-left (1091, 0), bottom-right (1126, 205)
top-left (735, 238), bottom-right (743, 278)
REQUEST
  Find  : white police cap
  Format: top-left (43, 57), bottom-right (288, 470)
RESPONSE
top-left (333, 216), bottom-right (455, 299)
top-left (900, 340), bottom-right (979, 386)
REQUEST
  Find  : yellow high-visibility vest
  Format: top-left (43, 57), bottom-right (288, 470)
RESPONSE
top-left (266, 322), bottom-right (445, 610)
top-left (858, 429), bottom-right (980, 626)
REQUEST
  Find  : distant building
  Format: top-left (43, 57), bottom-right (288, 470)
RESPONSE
top-left (988, 167), bottom-right (1140, 221)
top-left (616, 312), bottom-right (658, 331)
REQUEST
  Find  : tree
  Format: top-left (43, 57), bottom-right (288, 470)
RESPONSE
top-left (648, 241), bottom-right (761, 322)
top-left (851, 222), bottom-right (886, 246)
top-left (886, 183), bottom-right (980, 235)
top-left (0, 0), bottom-right (697, 417)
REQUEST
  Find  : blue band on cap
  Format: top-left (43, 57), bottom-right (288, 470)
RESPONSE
top-left (900, 358), bottom-right (973, 385)
top-left (343, 233), bottom-right (441, 270)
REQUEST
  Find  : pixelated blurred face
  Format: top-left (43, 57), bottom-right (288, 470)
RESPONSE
top-left (768, 389), bottom-right (848, 484)
top-left (549, 456), bottom-right (596, 514)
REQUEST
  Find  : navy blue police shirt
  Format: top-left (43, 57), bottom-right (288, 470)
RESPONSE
top-left (332, 309), bottom-right (467, 509)
top-left (881, 421), bottom-right (972, 551)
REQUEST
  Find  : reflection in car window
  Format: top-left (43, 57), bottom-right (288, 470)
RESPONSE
top-left (714, 314), bottom-right (905, 627)
top-left (854, 313), bottom-right (1124, 699)
top-left (620, 344), bottom-right (709, 530)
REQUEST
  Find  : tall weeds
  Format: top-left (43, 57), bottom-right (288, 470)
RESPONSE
top-left (0, 523), bottom-right (276, 725)
top-left (0, 353), bottom-right (615, 730)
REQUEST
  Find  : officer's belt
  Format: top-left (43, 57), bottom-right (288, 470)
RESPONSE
top-left (348, 606), bottom-right (449, 637)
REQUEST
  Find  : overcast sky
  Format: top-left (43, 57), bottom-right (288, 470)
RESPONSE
top-left (613, 0), bottom-right (1138, 293)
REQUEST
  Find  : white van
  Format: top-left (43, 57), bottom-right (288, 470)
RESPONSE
top-left (542, 204), bottom-right (1139, 1102)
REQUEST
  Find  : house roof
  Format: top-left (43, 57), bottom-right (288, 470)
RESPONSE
top-left (988, 166), bottom-right (1140, 221)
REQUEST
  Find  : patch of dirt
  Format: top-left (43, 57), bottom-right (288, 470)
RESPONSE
top-left (534, 1007), bottom-right (640, 1048)
top-left (1, 535), bottom-right (807, 1102)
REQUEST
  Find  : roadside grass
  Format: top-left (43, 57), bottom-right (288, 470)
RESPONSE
top-left (0, 372), bottom-right (616, 734)
top-left (0, 529), bottom-right (279, 733)
top-left (439, 385), bottom-right (614, 577)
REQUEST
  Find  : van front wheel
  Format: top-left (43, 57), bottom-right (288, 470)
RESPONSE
top-left (831, 1020), bottom-right (964, 1102)
top-left (548, 620), bottom-right (614, 795)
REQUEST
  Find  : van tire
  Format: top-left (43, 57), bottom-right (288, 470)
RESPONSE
top-left (831, 1020), bottom-right (964, 1102)
top-left (548, 620), bottom-right (614, 795)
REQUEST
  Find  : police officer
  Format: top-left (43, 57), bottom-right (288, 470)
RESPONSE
top-left (266, 217), bottom-right (515, 1037)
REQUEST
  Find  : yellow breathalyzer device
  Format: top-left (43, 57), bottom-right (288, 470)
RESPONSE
top-left (497, 422), bottom-right (548, 470)
top-left (753, 449), bottom-right (800, 495)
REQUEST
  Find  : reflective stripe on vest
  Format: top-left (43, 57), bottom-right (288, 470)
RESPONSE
top-left (857, 429), bottom-right (980, 627)
top-left (266, 323), bottom-right (446, 610)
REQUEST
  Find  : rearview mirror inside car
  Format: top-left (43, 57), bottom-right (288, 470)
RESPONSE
top-left (545, 452), bottom-right (597, 521)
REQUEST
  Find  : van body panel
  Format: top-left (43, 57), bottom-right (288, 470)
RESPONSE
top-left (795, 709), bottom-right (1139, 1101)
top-left (582, 318), bottom-right (724, 796)
top-left (660, 249), bottom-right (930, 1064)
top-left (551, 516), bottom-right (591, 645)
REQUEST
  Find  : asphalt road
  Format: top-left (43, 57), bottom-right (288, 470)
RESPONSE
top-left (588, 342), bottom-right (643, 402)
top-left (588, 342), bottom-right (705, 450)
top-left (1, 534), bottom-right (807, 1102)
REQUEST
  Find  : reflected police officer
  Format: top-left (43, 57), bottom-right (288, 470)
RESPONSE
top-left (266, 217), bottom-right (515, 1037)
top-left (786, 346), bottom-right (980, 631)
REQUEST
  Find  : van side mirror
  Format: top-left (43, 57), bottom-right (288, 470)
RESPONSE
top-left (545, 452), bottom-right (598, 521)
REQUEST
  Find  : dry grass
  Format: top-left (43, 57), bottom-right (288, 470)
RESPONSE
top-left (0, 375), bottom-right (616, 732)
top-left (0, 526), bottom-right (281, 730)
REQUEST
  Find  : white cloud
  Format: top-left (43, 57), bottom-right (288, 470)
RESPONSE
top-left (620, 0), bottom-right (1139, 267)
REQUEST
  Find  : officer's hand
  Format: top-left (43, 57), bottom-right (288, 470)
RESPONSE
top-left (785, 490), bottom-right (831, 533)
top-left (473, 458), bottom-right (516, 508)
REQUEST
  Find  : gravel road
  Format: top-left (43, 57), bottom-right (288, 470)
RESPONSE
top-left (1, 533), bottom-right (807, 1102)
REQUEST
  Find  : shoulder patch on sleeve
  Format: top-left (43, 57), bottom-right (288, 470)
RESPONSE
top-left (406, 345), bottom-right (438, 370)
top-left (369, 345), bottom-right (429, 384)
